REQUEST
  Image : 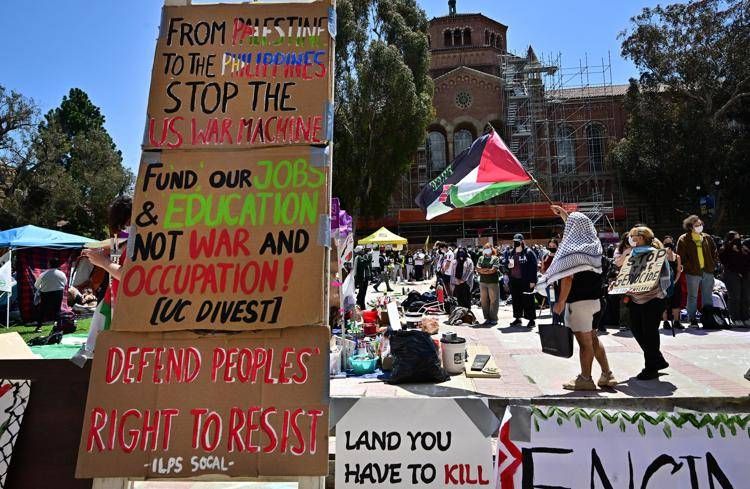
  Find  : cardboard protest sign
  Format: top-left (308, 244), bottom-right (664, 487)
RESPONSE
top-left (609, 248), bottom-right (667, 294)
top-left (76, 327), bottom-right (329, 478)
top-left (145, 1), bottom-right (334, 150)
top-left (0, 379), bottom-right (31, 489)
top-left (496, 406), bottom-right (749, 489)
top-left (111, 147), bottom-right (328, 332)
top-left (335, 398), bottom-right (494, 488)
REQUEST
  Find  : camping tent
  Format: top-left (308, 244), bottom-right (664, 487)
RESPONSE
top-left (358, 227), bottom-right (408, 246)
top-left (0, 225), bottom-right (95, 324)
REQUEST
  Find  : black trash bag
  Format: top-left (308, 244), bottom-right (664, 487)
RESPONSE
top-left (387, 330), bottom-right (448, 384)
top-left (27, 331), bottom-right (63, 346)
top-left (401, 291), bottom-right (423, 309)
top-left (407, 301), bottom-right (425, 313)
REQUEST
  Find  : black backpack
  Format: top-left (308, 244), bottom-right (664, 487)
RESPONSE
top-left (701, 305), bottom-right (729, 329)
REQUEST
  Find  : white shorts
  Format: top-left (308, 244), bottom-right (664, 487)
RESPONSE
top-left (565, 299), bottom-right (601, 332)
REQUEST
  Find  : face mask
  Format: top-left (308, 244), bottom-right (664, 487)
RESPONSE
top-left (664, 243), bottom-right (674, 250)
top-left (548, 247), bottom-right (557, 253)
top-left (694, 225), bottom-right (704, 234)
top-left (483, 249), bottom-right (491, 256)
top-left (628, 236), bottom-right (638, 247)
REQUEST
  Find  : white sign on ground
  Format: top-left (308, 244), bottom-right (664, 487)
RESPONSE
top-left (496, 406), bottom-right (749, 489)
top-left (336, 398), bottom-right (494, 488)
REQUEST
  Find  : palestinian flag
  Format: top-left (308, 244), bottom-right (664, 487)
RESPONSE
top-left (416, 131), bottom-right (532, 220)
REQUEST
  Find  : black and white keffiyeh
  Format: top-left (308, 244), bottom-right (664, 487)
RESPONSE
top-left (539, 212), bottom-right (602, 286)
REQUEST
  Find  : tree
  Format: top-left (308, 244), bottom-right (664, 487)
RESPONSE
top-left (333, 0), bottom-right (434, 219)
top-left (0, 87), bottom-right (134, 238)
top-left (611, 0), bottom-right (750, 230)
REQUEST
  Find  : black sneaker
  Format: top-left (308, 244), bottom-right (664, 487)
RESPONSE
top-left (636, 369), bottom-right (659, 380)
top-left (690, 318), bottom-right (699, 328)
top-left (509, 318), bottom-right (522, 327)
top-left (672, 320), bottom-right (684, 330)
top-left (662, 321), bottom-right (671, 329)
top-left (527, 320), bottom-right (536, 328)
top-left (619, 325), bottom-right (629, 331)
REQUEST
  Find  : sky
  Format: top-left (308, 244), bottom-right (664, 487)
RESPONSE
top-left (1, 0), bottom-right (659, 173)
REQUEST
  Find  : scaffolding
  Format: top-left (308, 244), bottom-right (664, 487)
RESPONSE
top-left (502, 50), bottom-right (620, 227)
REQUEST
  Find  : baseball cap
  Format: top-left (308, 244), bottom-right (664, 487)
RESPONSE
top-left (513, 233), bottom-right (524, 241)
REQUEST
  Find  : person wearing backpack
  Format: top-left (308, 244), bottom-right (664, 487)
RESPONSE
top-left (353, 246), bottom-right (372, 309)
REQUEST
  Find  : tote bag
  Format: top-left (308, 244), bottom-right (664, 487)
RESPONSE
top-left (538, 313), bottom-right (574, 358)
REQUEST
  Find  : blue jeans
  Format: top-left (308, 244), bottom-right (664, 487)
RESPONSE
top-left (686, 272), bottom-right (714, 320)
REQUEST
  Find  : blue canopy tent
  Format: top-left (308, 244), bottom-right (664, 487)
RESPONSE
top-left (0, 225), bottom-right (95, 325)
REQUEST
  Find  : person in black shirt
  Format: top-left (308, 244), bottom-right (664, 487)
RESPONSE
top-left (544, 206), bottom-right (617, 391)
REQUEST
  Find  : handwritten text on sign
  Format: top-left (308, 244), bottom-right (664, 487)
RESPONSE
top-left (335, 398), bottom-right (493, 488)
top-left (111, 148), bottom-right (327, 332)
top-left (76, 327), bottom-right (329, 478)
top-left (609, 248), bottom-right (667, 295)
top-left (496, 406), bottom-right (748, 489)
top-left (146, 2), bottom-right (333, 149)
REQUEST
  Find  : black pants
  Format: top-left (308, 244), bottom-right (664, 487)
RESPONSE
top-left (373, 271), bottom-right (391, 291)
top-left (453, 282), bottom-right (471, 308)
top-left (356, 282), bottom-right (368, 310)
top-left (414, 265), bottom-right (423, 281)
top-left (440, 273), bottom-right (453, 296)
top-left (628, 298), bottom-right (667, 372)
top-left (510, 277), bottom-right (535, 320)
top-left (36, 290), bottom-right (63, 327)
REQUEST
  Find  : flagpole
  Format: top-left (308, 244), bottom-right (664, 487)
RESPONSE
top-left (485, 123), bottom-right (556, 206)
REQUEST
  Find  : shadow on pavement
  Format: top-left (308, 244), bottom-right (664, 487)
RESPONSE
top-left (612, 375), bottom-right (678, 397)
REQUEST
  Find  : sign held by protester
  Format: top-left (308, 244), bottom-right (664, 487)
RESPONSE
top-left (0, 379), bottom-right (31, 489)
top-left (496, 406), bottom-right (749, 488)
top-left (609, 248), bottom-right (667, 294)
top-left (336, 398), bottom-right (494, 488)
top-left (76, 327), bottom-right (329, 478)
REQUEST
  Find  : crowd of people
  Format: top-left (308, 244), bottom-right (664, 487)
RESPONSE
top-left (350, 210), bottom-right (750, 390)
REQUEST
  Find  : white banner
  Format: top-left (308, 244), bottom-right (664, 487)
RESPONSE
top-left (496, 406), bottom-right (749, 489)
top-left (336, 398), bottom-right (494, 488)
top-left (0, 252), bottom-right (11, 293)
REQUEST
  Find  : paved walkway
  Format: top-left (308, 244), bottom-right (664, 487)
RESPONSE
top-left (331, 280), bottom-right (750, 399)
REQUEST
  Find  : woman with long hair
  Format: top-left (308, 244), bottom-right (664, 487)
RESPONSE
top-left (621, 225), bottom-right (671, 380)
top-left (451, 247), bottom-right (474, 308)
top-left (476, 242), bottom-right (500, 325)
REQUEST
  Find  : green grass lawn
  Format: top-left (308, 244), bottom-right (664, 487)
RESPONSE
top-left (4, 317), bottom-right (92, 343)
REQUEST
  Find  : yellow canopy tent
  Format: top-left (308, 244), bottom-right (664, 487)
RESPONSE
top-left (357, 227), bottom-right (408, 246)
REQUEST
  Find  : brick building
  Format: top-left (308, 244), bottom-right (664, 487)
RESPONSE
top-left (360, 2), bottom-right (631, 243)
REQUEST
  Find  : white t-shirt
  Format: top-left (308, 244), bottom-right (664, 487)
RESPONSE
top-left (414, 252), bottom-right (425, 266)
top-left (35, 268), bottom-right (67, 292)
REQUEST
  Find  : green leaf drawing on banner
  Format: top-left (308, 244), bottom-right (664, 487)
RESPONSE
top-left (637, 419), bottom-right (646, 436)
top-left (707, 427), bottom-right (714, 439)
top-left (719, 425), bottom-right (726, 438)
top-left (529, 406), bottom-right (750, 440)
top-left (662, 424), bottom-right (672, 439)
top-left (533, 418), bottom-right (540, 432)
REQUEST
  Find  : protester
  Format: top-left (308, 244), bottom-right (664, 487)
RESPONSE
top-left (719, 231), bottom-right (750, 327)
top-left (622, 226), bottom-right (671, 380)
top-left (476, 242), bottom-right (501, 325)
top-left (504, 233), bottom-right (537, 328)
top-left (414, 249), bottom-right (425, 281)
top-left (441, 243), bottom-right (455, 296)
top-left (372, 251), bottom-right (393, 293)
top-left (662, 235), bottom-right (684, 330)
top-left (424, 250), bottom-right (433, 281)
top-left (33, 257), bottom-right (67, 333)
top-left (352, 246), bottom-right (371, 309)
top-left (80, 195), bottom-right (132, 350)
top-left (451, 247), bottom-right (474, 308)
top-left (405, 252), bottom-right (414, 282)
top-left (676, 215), bottom-right (718, 327)
top-left (542, 206), bottom-right (616, 390)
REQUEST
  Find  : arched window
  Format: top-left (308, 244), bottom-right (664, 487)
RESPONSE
top-left (427, 131), bottom-right (447, 171)
top-left (453, 29), bottom-right (462, 46)
top-left (444, 30), bottom-right (452, 47)
top-left (556, 125), bottom-right (575, 174)
top-left (463, 28), bottom-right (472, 46)
top-left (495, 35), bottom-right (501, 48)
top-left (490, 33), bottom-right (495, 47)
top-left (453, 129), bottom-right (474, 157)
top-left (586, 124), bottom-right (606, 172)
top-left (485, 30), bottom-right (489, 45)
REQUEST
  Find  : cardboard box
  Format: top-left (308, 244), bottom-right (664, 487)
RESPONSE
top-left (76, 326), bottom-right (329, 478)
top-left (144, 1), bottom-right (334, 150)
top-left (112, 147), bottom-right (329, 332)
